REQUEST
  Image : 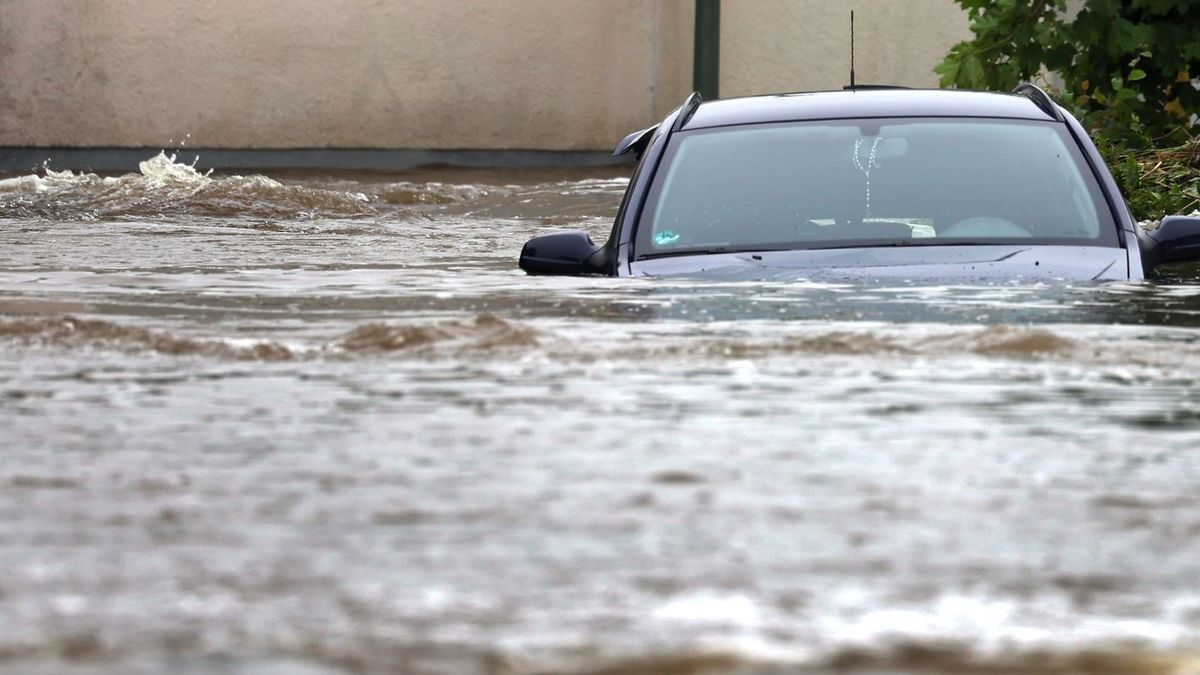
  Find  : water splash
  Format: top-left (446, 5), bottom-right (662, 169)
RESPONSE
top-left (0, 152), bottom-right (374, 220)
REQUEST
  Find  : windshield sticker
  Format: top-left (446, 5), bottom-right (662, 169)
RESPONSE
top-left (654, 230), bottom-right (682, 246)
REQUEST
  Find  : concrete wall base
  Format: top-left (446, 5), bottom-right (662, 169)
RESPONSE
top-left (0, 148), bottom-right (632, 174)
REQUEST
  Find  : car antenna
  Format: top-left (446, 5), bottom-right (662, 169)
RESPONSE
top-left (849, 10), bottom-right (856, 89)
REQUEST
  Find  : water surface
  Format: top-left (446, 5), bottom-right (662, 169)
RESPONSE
top-left (3, 154), bottom-right (1200, 674)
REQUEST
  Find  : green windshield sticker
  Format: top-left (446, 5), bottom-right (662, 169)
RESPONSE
top-left (654, 230), bottom-right (681, 246)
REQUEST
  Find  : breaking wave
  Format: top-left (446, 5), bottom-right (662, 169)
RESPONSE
top-left (338, 315), bottom-right (539, 354)
top-left (0, 154), bottom-right (630, 224)
top-left (0, 152), bottom-right (376, 220)
top-left (629, 324), bottom-right (1087, 362)
top-left (0, 315), bottom-right (540, 361)
top-left (377, 182), bottom-right (490, 206)
top-left (0, 315), bottom-right (297, 361)
top-left (512, 648), bottom-right (1197, 675)
top-left (2, 635), bottom-right (1192, 675)
top-left (2, 315), bottom-right (1192, 368)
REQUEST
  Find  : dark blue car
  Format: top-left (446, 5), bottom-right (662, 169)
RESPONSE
top-left (520, 85), bottom-right (1200, 280)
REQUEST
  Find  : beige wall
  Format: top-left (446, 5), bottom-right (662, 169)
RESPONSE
top-left (0, 0), bottom-right (968, 151)
top-left (722, 0), bottom-right (970, 97)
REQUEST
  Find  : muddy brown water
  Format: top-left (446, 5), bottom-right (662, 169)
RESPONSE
top-left (3, 154), bottom-right (1200, 674)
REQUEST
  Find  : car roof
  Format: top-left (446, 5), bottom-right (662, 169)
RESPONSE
top-left (682, 88), bottom-right (1058, 130)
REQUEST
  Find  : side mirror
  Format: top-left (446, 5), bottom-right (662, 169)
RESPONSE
top-left (1142, 216), bottom-right (1200, 271)
top-left (519, 231), bottom-right (608, 276)
top-left (613, 125), bottom-right (658, 162)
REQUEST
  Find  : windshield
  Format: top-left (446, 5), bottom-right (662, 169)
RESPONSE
top-left (635, 117), bottom-right (1119, 257)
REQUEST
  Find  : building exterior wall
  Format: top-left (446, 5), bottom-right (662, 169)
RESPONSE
top-left (721, 0), bottom-right (971, 97)
top-left (0, 0), bottom-right (968, 152)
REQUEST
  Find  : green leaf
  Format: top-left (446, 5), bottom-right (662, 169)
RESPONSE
top-left (934, 57), bottom-right (961, 88)
top-left (961, 53), bottom-right (986, 88)
top-left (1090, 0), bottom-right (1120, 18)
top-left (1128, 68), bottom-right (1147, 81)
top-left (1108, 19), bottom-right (1141, 56)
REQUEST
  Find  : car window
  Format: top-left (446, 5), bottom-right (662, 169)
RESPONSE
top-left (635, 118), bottom-right (1118, 257)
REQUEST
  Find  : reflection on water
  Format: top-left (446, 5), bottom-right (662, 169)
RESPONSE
top-left (3, 156), bottom-right (1200, 674)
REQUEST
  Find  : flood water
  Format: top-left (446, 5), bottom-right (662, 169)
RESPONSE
top-left (3, 154), bottom-right (1200, 674)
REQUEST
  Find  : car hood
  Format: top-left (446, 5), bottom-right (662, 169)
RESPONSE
top-left (628, 245), bottom-right (1128, 280)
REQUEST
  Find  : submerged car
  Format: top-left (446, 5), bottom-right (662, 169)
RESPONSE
top-left (519, 85), bottom-right (1200, 280)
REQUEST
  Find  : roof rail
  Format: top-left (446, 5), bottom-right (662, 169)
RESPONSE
top-left (1013, 83), bottom-right (1063, 121)
top-left (671, 92), bottom-right (703, 133)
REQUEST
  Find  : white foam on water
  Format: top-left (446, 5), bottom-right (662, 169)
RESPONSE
top-left (810, 588), bottom-right (1199, 656)
top-left (654, 592), bottom-right (762, 628)
top-left (135, 151), bottom-right (212, 184)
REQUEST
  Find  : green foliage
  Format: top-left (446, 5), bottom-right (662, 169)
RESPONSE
top-left (936, 0), bottom-right (1200, 146)
top-left (937, 0), bottom-right (1200, 216)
